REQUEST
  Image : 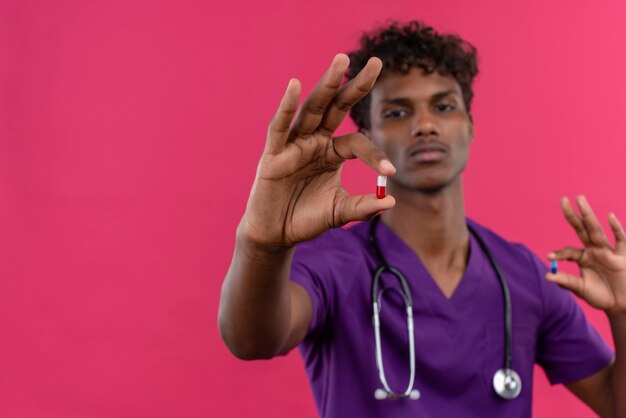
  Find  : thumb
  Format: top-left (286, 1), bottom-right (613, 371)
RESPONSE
top-left (334, 194), bottom-right (396, 226)
top-left (546, 271), bottom-right (585, 298)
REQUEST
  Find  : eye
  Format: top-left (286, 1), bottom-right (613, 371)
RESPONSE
top-left (434, 103), bottom-right (455, 112)
top-left (382, 109), bottom-right (408, 120)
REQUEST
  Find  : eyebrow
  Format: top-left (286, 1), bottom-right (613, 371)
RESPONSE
top-left (431, 89), bottom-right (459, 101)
top-left (380, 89), bottom-right (460, 105)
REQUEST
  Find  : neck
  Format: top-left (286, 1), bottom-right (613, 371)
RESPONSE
top-left (381, 177), bottom-right (469, 269)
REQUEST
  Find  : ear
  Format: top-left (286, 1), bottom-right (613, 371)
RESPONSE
top-left (467, 113), bottom-right (475, 143)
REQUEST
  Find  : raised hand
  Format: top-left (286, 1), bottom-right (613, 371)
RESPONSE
top-left (547, 195), bottom-right (626, 314)
top-left (240, 54), bottom-right (396, 248)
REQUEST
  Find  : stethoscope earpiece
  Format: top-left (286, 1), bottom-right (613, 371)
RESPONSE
top-left (374, 388), bottom-right (388, 400)
top-left (374, 388), bottom-right (421, 400)
top-left (409, 389), bottom-right (421, 400)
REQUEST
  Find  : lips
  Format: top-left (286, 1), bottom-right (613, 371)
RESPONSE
top-left (409, 144), bottom-right (447, 163)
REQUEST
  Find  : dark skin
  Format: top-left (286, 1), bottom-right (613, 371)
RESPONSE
top-left (219, 55), bottom-right (395, 359)
top-left (364, 68), bottom-right (474, 298)
top-left (218, 54), bottom-right (626, 417)
top-left (549, 195), bottom-right (626, 417)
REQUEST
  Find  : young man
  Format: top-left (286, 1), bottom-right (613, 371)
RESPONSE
top-left (218, 21), bottom-right (626, 417)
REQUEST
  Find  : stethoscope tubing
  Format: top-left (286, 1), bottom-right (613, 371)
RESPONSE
top-left (368, 215), bottom-right (520, 400)
top-left (470, 225), bottom-right (513, 372)
top-left (372, 265), bottom-right (417, 399)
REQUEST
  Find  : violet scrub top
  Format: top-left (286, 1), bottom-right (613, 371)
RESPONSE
top-left (290, 219), bottom-right (614, 418)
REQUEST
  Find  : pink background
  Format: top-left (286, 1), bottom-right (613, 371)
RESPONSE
top-left (2, 0), bottom-right (625, 417)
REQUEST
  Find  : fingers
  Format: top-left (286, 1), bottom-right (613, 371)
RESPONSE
top-left (561, 196), bottom-right (590, 246)
top-left (545, 271), bottom-right (585, 298)
top-left (576, 195), bottom-right (610, 247)
top-left (329, 132), bottom-right (396, 175)
top-left (334, 194), bottom-right (396, 226)
top-left (547, 246), bottom-right (584, 263)
top-left (608, 212), bottom-right (626, 254)
top-left (317, 57), bottom-right (383, 136)
top-left (290, 54), bottom-right (350, 137)
top-left (266, 79), bottom-right (302, 154)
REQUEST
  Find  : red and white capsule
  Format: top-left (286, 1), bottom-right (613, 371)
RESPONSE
top-left (376, 175), bottom-right (387, 199)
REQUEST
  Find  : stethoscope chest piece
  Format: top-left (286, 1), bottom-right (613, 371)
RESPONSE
top-left (492, 368), bottom-right (522, 399)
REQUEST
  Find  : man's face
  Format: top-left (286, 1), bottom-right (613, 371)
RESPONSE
top-left (366, 67), bottom-right (474, 194)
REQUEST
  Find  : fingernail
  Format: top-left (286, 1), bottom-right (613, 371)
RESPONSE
top-left (380, 160), bottom-right (395, 172)
top-left (285, 78), bottom-right (297, 92)
top-left (547, 252), bottom-right (556, 259)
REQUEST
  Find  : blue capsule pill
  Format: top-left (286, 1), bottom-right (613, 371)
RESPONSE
top-left (551, 260), bottom-right (558, 274)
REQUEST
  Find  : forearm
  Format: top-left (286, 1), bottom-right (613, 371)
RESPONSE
top-left (609, 312), bottom-right (626, 418)
top-left (218, 229), bottom-right (295, 360)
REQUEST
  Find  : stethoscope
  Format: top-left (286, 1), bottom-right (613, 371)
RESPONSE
top-left (369, 215), bottom-right (522, 401)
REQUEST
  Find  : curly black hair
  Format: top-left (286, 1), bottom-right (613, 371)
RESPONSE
top-left (346, 20), bottom-right (479, 131)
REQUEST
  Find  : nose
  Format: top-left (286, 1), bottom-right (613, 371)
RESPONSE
top-left (410, 109), bottom-right (439, 138)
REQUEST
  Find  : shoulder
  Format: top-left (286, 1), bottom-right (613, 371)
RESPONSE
top-left (293, 221), bottom-right (370, 260)
top-left (291, 221), bottom-right (372, 284)
top-left (467, 218), bottom-right (539, 267)
top-left (467, 218), bottom-right (549, 308)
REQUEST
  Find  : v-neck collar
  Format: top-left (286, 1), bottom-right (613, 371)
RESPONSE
top-left (372, 219), bottom-right (486, 323)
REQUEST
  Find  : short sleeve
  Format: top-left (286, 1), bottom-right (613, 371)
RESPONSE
top-left (290, 240), bottom-right (332, 338)
top-left (290, 228), bottom-right (362, 340)
top-left (529, 251), bottom-right (614, 384)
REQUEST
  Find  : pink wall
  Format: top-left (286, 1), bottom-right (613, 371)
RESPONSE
top-left (2, 0), bottom-right (625, 416)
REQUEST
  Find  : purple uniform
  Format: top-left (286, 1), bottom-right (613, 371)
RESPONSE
top-left (290, 219), bottom-right (614, 418)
